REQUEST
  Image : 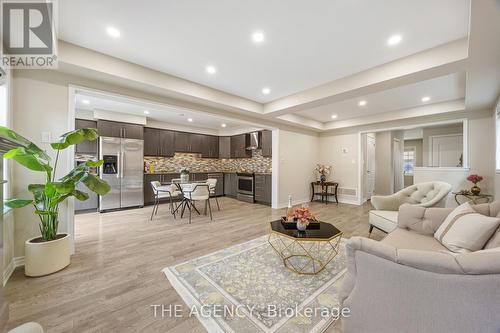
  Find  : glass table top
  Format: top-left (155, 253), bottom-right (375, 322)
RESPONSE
top-left (269, 220), bottom-right (342, 240)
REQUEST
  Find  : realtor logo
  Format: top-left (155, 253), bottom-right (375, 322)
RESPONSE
top-left (1, 0), bottom-right (58, 69)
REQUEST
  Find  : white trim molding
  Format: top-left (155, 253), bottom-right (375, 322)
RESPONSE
top-left (3, 256), bottom-right (24, 286)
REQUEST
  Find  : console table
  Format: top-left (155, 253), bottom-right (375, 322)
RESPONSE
top-left (310, 181), bottom-right (338, 204)
top-left (452, 192), bottom-right (493, 205)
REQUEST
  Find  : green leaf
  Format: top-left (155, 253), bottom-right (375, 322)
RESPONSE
top-left (4, 198), bottom-right (33, 208)
top-left (72, 190), bottom-right (89, 201)
top-left (44, 183), bottom-right (56, 197)
top-left (49, 194), bottom-right (72, 207)
top-left (50, 181), bottom-right (75, 194)
top-left (28, 184), bottom-right (46, 210)
top-left (0, 126), bottom-right (50, 161)
top-left (84, 160), bottom-right (104, 167)
top-left (81, 173), bottom-right (111, 195)
top-left (4, 147), bottom-right (52, 173)
top-left (50, 128), bottom-right (98, 150)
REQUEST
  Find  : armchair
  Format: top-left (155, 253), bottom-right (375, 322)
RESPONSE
top-left (369, 181), bottom-right (452, 234)
top-left (340, 202), bottom-right (500, 333)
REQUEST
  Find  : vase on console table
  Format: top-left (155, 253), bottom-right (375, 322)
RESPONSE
top-left (471, 185), bottom-right (481, 196)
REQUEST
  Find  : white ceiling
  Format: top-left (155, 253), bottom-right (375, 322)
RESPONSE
top-left (295, 72), bottom-right (466, 122)
top-left (59, 0), bottom-right (470, 103)
top-left (74, 92), bottom-right (251, 131)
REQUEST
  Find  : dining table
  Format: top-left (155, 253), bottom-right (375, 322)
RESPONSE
top-left (169, 179), bottom-right (209, 218)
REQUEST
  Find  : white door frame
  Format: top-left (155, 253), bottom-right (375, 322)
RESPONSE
top-left (357, 118), bottom-right (468, 205)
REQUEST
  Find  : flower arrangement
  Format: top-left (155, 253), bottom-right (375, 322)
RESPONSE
top-left (180, 167), bottom-right (190, 175)
top-left (290, 207), bottom-right (316, 229)
top-left (466, 174), bottom-right (483, 195)
top-left (466, 174), bottom-right (483, 184)
top-left (315, 164), bottom-right (332, 182)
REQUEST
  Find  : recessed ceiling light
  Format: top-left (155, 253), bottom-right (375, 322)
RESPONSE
top-left (252, 31), bottom-right (265, 43)
top-left (143, 110), bottom-right (150, 115)
top-left (221, 123), bottom-right (227, 128)
top-left (421, 96), bottom-right (431, 102)
top-left (106, 26), bottom-right (121, 38)
top-left (262, 87), bottom-right (271, 95)
top-left (331, 114), bottom-right (338, 119)
top-left (358, 100), bottom-right (367, 106)
top-left (206, 65), bottom-right (216, 74)
top-left (387, 34), bottom-right (402, 46)
top-left (187, 118), bottom-right (193, 122)
top-left (81, 99), bottom-right (90, 105)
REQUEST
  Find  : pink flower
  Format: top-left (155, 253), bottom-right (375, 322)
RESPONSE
top-left (467, 174), bottom-right (483, 184)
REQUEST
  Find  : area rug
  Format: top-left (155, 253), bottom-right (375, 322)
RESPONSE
top-left (163, 235), bottom-right (347, 333)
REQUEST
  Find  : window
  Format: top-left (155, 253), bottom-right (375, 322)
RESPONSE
top-left (403, 147), bottom-right (416, 175)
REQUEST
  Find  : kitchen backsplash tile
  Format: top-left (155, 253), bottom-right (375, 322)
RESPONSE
top-left (144, 150), bottom-right (272, 173)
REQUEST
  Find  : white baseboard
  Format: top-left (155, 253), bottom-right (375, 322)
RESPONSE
top-left (3, 256), bottom-right (25, 286)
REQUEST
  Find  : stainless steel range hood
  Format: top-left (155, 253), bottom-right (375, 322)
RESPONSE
top-left (246, 132), bottom-right (260, 150)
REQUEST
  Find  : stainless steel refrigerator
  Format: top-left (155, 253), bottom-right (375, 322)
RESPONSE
top-left (99, 137), bottom-right (144, 211)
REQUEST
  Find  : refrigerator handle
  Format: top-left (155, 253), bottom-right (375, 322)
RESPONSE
top-left (121, 150), bottom-right (125, 178)
top-left (116, 152), bottom-right (121, 178)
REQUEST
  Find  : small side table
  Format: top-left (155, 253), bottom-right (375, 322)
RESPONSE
top-left (452, 192), bottom-right (493, 205)
top-left (311, 181), bottom-right (338, 204)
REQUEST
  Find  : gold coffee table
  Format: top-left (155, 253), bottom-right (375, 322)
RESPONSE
top-left (268, 220), bottom-right (342, 275)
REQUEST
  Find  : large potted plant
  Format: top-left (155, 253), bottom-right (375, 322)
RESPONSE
top-left (0, 126), bottom-right (110, 277)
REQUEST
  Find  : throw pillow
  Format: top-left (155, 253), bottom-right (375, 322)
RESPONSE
top-left (434, 202), bottom-right (500, 253)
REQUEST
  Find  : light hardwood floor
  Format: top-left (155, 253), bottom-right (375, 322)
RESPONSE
top-left (5, 198), bottom-right (383, 332)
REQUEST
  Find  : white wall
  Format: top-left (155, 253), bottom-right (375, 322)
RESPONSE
top-left (276, 130), bottom-right (319, 208)
top-left (11, 71), bottom-right (72, 257)
top-left (318, 133), bottom-right (359, 204)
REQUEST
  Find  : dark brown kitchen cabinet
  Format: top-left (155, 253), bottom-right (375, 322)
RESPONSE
top-left (75, 119), bottom-right (98, 154)
top-left (219, 136), bottom-right (230, 159)
top-left (174, 131), bottom-right (189, 152)
top-left (145, 128), bottom-right (175, 157)
top-left (224, 173), bottom-right (238, 197)
top-left (261, 130), bottom-right (272, 157)
top-left (159, 130), bottom-right (175, 156)
top-left (174, 132), bottom-right (203, 153)
top-left (202, 135), bottom-right (219, 158)
top-left (230, 134), bottom-right (251, 158)
top-left (254, 174), bottom-right (272, 205)
top-left (97, 120), bottom-right (143, 139)
top-left (143, 128), bottom-right (160, 156)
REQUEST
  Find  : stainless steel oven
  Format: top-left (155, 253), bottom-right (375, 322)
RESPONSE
top-left (237, 173), bottom-right (255, 203)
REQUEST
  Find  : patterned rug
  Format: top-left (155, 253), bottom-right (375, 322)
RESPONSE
top-left (163, 235), bottom-right (347, 333)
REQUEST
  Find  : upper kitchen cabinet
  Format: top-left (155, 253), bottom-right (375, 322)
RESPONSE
top-left (201, 135), bottom-right (219, 158)
top-left (97, 120), bottom-right (144, 140)
top-left (143, 128), bottom-right (175, 157)
top-left (230, 134), bottom-right (251, 158)
top-left (143, 127), bottom-right (160, 156)
top-left (261, 130), bottom-right (272, 157)
top-left (219, 136), bottom-right (230, 159)
top-left (174, 131), bottom-right (189, 152)
top-left (159, 130), bottom-right (175, 157)
top-left (174, 132), bottom-right (204, 154)
top-left (75, 119), bottom-right (98, 154)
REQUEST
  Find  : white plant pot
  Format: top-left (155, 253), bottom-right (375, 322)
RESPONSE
top-left (24, 233), bottom-right (71, 277)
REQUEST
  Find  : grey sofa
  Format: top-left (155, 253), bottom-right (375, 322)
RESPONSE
top-left (341, 201), bottom-right (500, 333)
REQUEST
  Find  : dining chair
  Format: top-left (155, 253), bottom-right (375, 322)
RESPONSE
top-left (182, 183), bottom-right (212, 224)
top-left (206, 178), bottom-right (220, 211)
top-left (150, 181), bottom-right (181, 220)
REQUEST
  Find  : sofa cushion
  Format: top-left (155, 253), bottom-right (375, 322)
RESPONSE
top-left (369, 210), bottom-right (398, 233)
top-left (434, 202), bottom-right (500, 253)
top-left (382, 228), bottom-right (449, 252)
top-left (398, 204), bottom-right (453, 235)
